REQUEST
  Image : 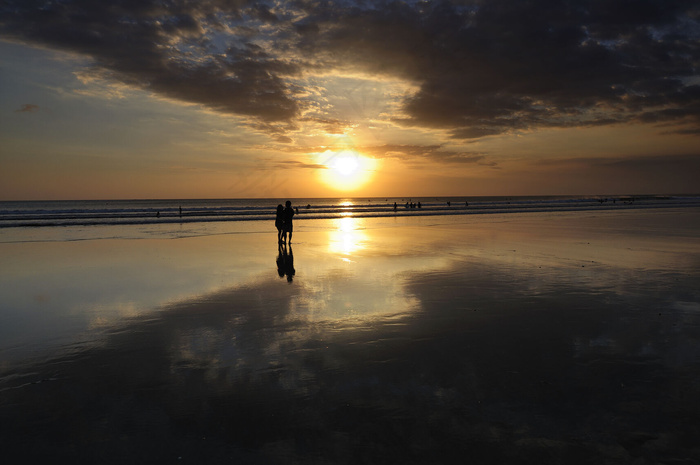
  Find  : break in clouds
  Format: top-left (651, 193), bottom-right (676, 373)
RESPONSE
top-left (2, 0), bottom-right (699, 139)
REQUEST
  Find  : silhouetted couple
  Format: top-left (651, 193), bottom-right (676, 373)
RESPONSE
top-left (275, 200), bottom-right (295, 244)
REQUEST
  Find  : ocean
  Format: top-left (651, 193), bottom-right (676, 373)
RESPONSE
top-left (2, 195), bottom-right (698, 230)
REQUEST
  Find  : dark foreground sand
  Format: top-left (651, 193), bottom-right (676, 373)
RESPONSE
top-left (1, 209), bottom-right (699, 464)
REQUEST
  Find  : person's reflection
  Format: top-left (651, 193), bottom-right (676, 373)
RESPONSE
top-left (276, 242), bottom-right (295, 282)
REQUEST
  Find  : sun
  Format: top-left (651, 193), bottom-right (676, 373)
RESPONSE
top-left (332, 155), bottom-right (360, 177)
top-left (317, 150), bottom-right (377, 191)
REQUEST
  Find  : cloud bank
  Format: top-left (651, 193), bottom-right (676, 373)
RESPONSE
top-left (2, 0), bottom-right (699, 138)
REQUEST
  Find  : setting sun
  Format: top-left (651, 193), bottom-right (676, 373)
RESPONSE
top-left (317, 150), bottom-right (377, 191)
top-left (333, 155), bottom-right (359, 177)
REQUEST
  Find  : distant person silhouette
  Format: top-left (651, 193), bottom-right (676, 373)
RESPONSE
top-left (275, 204), bottom-right (285, 243)
top-left (283, 200), bottom-right (295, 243)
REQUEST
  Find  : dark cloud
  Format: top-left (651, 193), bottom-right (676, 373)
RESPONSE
top-left (14, 103), bottom-right (40, 113)
top-left (294, 0), bottom-right (700, 138)
top-left (273, 160), bottom-right (327, 170)
top-left (0, 0), bottom-right (298, 123)
top-left (2, 0), bottom-right (699, 138)
top-left (362, 144), bottom-right (490, 164)
top-left (362, 144), bottom-right (448, 159)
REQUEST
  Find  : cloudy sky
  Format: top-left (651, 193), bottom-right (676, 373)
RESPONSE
top-left (1, 0), bottom-right (699, 199)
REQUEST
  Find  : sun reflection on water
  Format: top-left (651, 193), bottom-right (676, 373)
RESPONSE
top-left (328, 217), bottom-right (367, 256)
top-left (338, 200), bottom-right (354, 217)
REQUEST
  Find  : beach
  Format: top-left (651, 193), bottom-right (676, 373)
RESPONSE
top-left (1, 208), bottom-right (699, 463)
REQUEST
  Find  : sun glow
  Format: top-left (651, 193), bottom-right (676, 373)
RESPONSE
top-left (317, 150), bottom-right (377, 191)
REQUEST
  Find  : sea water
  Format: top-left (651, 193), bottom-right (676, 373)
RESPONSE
top-left (1, 195), bottom-right (698, 233)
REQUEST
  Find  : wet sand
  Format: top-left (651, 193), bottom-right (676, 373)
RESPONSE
top-left (1, 209), bottom-right (700, 463)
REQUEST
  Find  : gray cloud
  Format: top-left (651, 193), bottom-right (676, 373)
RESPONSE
top-left (294, 0), bottom-right (700, 137)
top-left (2, 0), bottom-right (699, 139)
top-left (272, 160), bottom-right (327, 170)
top-left (1, 0), bottom-right (298, 123)
top-left (14, 103), bottom-right (40, 113)
top-left (362, 144), bottom-right (491, 165)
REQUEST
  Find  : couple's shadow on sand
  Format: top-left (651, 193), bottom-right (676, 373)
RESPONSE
top-left (276, 243), bottom-right (295, 282)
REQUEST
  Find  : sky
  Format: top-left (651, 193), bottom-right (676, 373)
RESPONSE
top-left (1, 0), bottom-right (699, 200)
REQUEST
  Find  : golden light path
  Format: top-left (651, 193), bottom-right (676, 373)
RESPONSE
top-left (328, 216), bottom-right (367, 258)
top-left (316, 150), bottom-right (377, 191)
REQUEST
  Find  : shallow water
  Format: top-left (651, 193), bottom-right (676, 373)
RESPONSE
top-left (1, 210), bottom-right (699, 463)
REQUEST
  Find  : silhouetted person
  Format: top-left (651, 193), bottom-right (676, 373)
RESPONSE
top-left (283, 200), bottom-right (295, 243)
top-left (393, 202), bottom-right (397, 211)
top-left (179, 206), bottom-right (182, 217)
top-left (275, 204), bottom-right (285, 243)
